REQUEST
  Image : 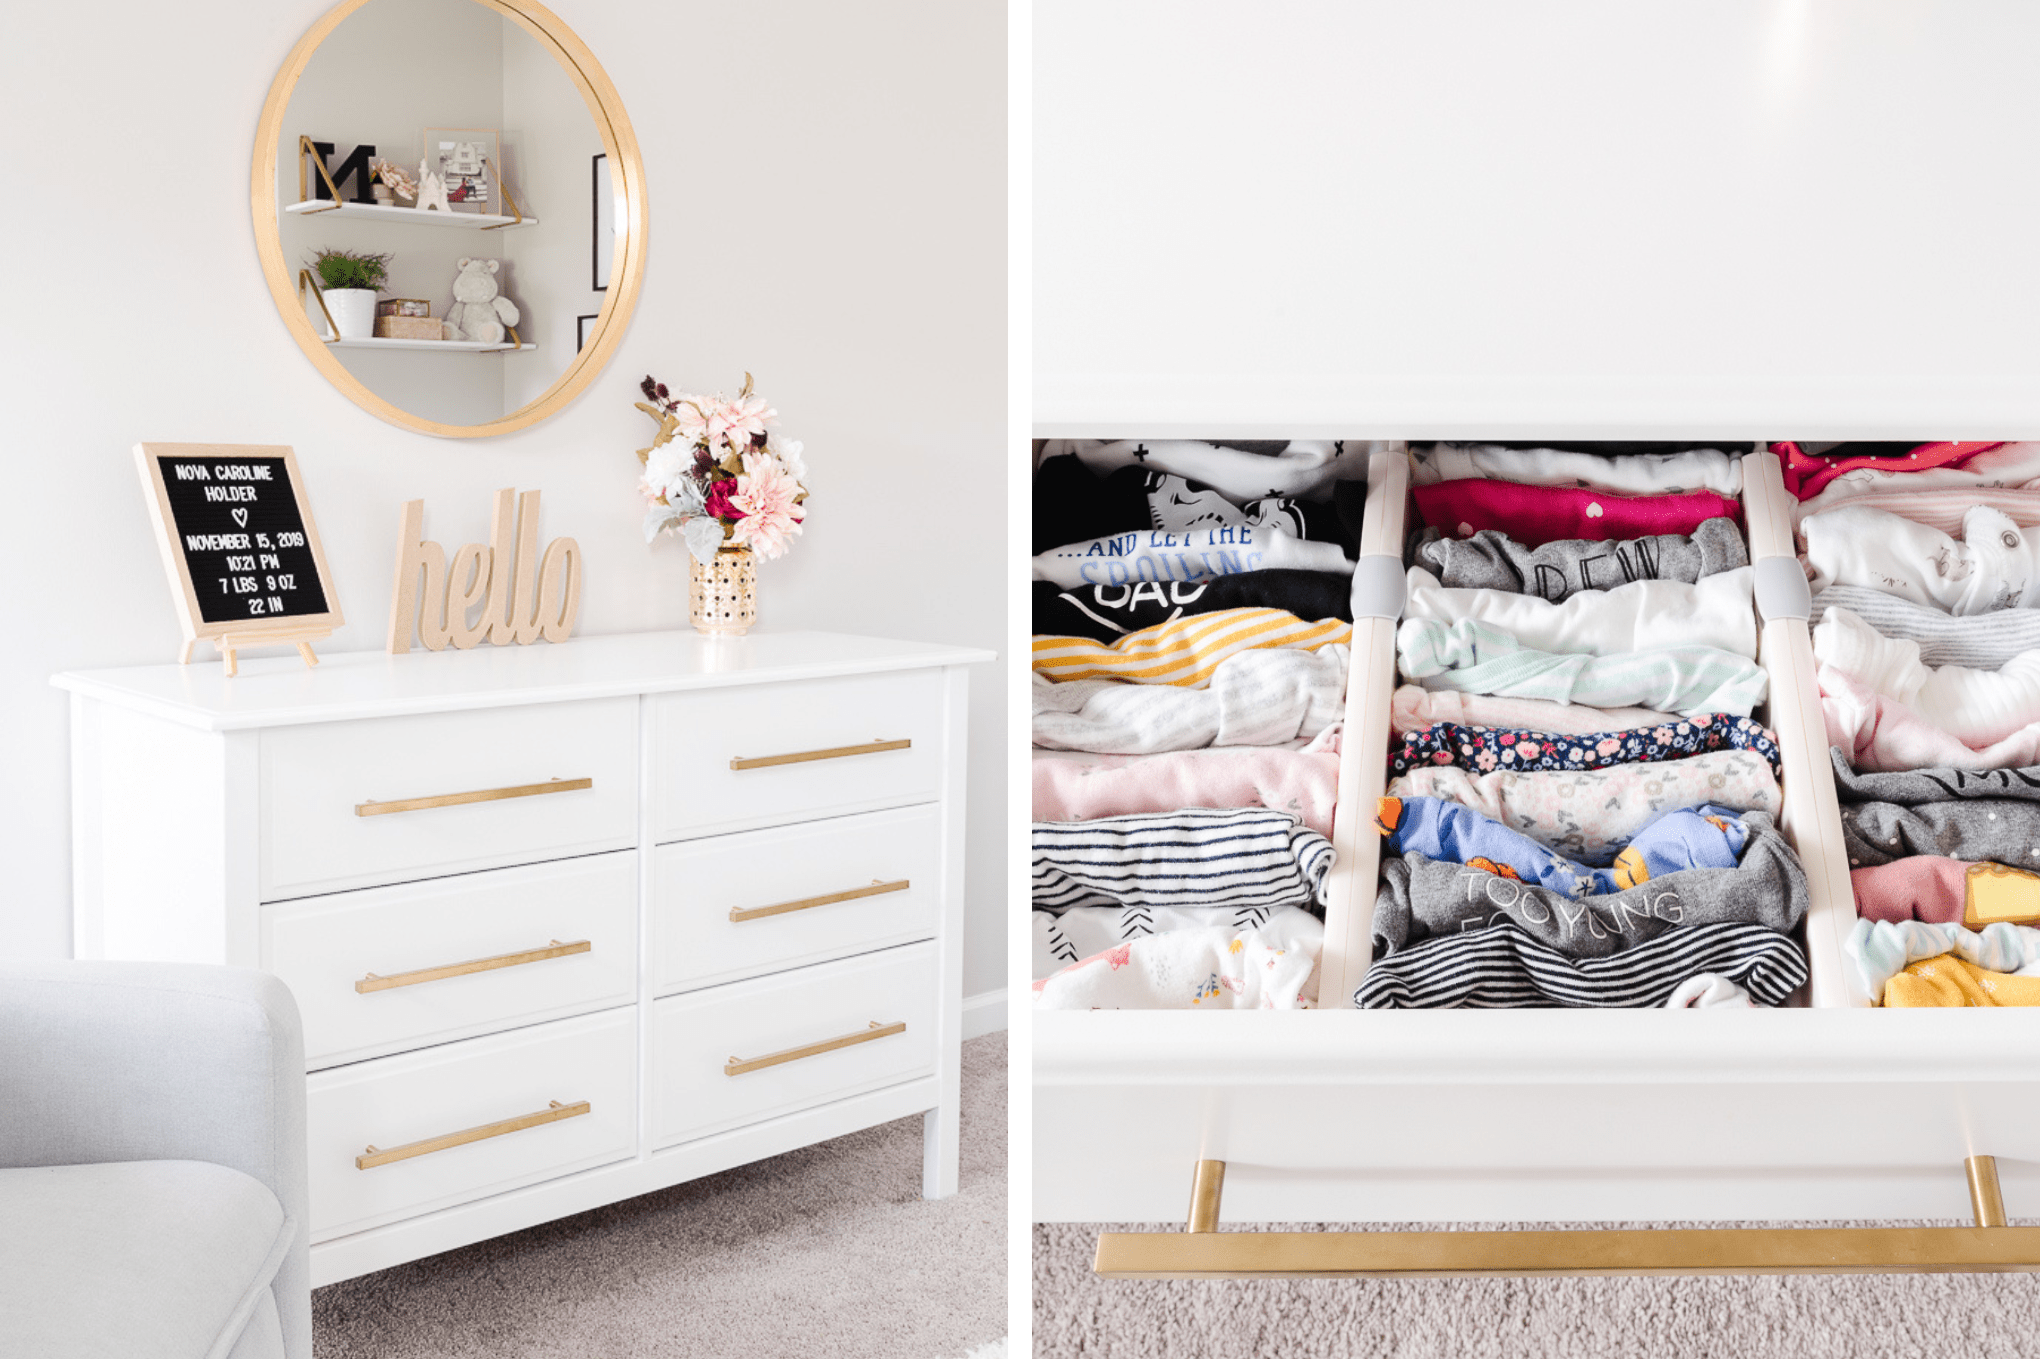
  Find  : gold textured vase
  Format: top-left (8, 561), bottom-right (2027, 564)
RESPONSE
top-left (689, 546), bottom-right (757, 636)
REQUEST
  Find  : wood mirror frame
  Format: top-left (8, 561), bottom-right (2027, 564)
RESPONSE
top-left (251, 0), bottom-right (648, 439)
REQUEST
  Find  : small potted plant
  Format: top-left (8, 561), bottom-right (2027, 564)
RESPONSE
top-left (307, 248), bottom-right (391, 341)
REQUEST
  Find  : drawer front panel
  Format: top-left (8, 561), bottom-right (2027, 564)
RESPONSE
top-left (651, 942), bottom-right (938, 1146)
top-left (266, 853), bottom-right (639, 1068)
top-left (651, 671), bottom-right (945, 841)
top-left (260, 698), bottom-right (638, 900)
top-left (307, 1008), bottom-right (636, 1241)
top-left (652, 806), bottom-right (941, 994)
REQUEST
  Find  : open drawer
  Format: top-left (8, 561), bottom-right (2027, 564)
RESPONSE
top-left (1033, 441), bottom-right (2040, 1273)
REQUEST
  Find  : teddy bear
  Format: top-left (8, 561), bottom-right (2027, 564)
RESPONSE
top-left (442, 257), bottom-right (521, 345)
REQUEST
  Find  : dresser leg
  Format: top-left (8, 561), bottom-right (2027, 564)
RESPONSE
top-left (922, 1103), bottom-right (959, 1199)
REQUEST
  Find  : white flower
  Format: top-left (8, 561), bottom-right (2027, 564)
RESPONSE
top-left (766, 432), bottom-right (808, 486)
top-left (644, 441), bottom-right (694, 498)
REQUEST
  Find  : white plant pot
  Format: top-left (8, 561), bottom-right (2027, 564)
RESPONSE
top-left (323, 288), bottom-right (378, 341)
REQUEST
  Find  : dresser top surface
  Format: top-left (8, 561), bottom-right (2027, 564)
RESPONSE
top-left (52, 629), bottom-right (994, 731)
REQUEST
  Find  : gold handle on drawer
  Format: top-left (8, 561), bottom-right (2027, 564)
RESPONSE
top-left (356, 939), bottom-right (592, 993)
top-left (725, 1020), bottom-right (906, 1077)
top-left (1094, 1156), bottom-right (2040, 1279)
top-left (728, 739), bottom-right (910, 771)
top-left (354, 777), bottom-right (593, 818)
top-left (356, 1100), bottom-right (590, 1170)
top-left (729, 879), bottom-right (909, 923)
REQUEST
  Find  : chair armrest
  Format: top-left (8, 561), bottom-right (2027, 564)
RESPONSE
top-left (0, 961), bottom-right (310, 1359)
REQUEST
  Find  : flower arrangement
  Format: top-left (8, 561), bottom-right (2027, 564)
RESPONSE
top-left (636, 373), bottom-right (808, 564)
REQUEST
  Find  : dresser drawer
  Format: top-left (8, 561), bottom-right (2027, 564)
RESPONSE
top-left (259, 698), bottom-right (638, 900)
top-left (651, 671), bottom-right (945, 841)
top-left (652, 806), bottom-right (941, 995)
top-left (266, 853), bottom-right (639, 1068)
top-left (306, 1008), bottom-right (636, 1242)
top-left (650, 942), bottom-right (938, 1147)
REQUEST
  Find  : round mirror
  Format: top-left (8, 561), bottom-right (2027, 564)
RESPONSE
top-left (252, 0), bottom-right (647, 438)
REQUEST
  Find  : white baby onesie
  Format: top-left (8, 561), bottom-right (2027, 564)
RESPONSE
top-left (1032, 524), bottom-right (1353, 589)
top-left (1811, 606), bottom-right (2040, 747)
top-left (1803, 503), bottom-right (2040, 614)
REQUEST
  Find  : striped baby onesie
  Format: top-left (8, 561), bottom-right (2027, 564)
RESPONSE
top-left (1032, 608), bottom-right (1351, 686)
top-left (1031, 807), bottom-right (1334, 913)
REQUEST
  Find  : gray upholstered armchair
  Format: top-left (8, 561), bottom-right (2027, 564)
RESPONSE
top-left (0, 961), bottom-right (311, 1359)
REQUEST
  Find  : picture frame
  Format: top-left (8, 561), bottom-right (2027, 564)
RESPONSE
top-left (577, 313), bottom-right (600, 352)
top-left (593, 152), bottom-right (613, 290)
top-left (424, 126), bottom-right (499, 213)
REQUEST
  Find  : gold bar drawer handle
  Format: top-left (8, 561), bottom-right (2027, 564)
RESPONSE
top-left (729, 738), bottom-right (910, 771)
top-left (1094, 1156), bottom-right (2040, 1279)
top-left (729, 879), bottom-right (909, 923)
top-left (356, 939), bottom-right (592, 993)
top-left (355, 777), bottom-right (593, 818)
top-left (356, 1100), bottom-right (590, 1170)
top-left (726, 1020), bottom-right (906, 1077)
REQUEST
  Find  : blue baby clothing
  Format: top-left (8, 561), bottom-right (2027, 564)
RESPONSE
top-left (1377, 796), bottom-right (1751, 898)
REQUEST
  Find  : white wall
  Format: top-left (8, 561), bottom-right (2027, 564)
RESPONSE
top-left (0, 0), bottom-right (1008, 1003)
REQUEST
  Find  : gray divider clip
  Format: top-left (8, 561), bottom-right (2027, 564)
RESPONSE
top-left (1352, 555), bottom-right (1407, 622)
top-left (1754, 556), bottom-right (1812, 623)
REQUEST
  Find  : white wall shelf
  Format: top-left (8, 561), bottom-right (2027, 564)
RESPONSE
top-left (284, 200), bottom-right (537, 229)
top-left (326, 336), bottom-right (535, 353)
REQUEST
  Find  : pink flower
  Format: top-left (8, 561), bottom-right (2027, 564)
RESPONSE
top-left (1596, 738), bottom-right (1621, 756)
top-left (1474, 752), bottom-right (1497, 771)
top-left (729, 452), bottom-right (807, 559)
top-left (1517, 741), bottom-right (1542, 759)
top-left (711, 393), bottom-right (776, 451)
top-left (704, 478), bottom-right (744, 522)
top-left (1431, 751), bottom-right (1453, 765)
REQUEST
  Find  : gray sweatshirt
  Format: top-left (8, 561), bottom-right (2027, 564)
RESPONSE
top-left (1840, 798), bottom-right (2040, 869)
top-left (1372, 811), bottom-right (1806, 959)
top-left (1830, 747), bottom-right (2040, 807)
top-left (1410, 516), bottom-right (1747, 601)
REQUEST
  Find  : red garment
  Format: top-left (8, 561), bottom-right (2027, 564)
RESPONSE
top-left (1771, 442), bottom-right (2002, 502)
top-left (1849, 855), bottom-right (1968, 925)
top-left (1410, 481), bottom-right (1740, 548)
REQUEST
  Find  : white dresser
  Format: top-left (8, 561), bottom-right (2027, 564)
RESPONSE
top-left (55, 629), bottom-right (991, 1285)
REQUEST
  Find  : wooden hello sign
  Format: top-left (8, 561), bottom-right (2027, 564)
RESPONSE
top-left (388, 488), bottom-right (582, 652)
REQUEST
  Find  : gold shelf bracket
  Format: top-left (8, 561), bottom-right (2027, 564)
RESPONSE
top-left (296, 135), bottom-right (347, 211)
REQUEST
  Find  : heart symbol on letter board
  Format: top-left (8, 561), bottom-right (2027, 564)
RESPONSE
top-left (1585, 502), bottom-right (1604, 518)
top-left (232, 508), bottom-right (250, 527)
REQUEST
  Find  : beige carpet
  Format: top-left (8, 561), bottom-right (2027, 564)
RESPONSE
top-left (1036, 1220), bottom-right (2040, 1357)
top-left (314, 1032), bottom-right (1005, 1359)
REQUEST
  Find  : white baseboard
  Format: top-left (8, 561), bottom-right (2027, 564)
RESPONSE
top-left (962, 987), bottom-right (1008, 1038)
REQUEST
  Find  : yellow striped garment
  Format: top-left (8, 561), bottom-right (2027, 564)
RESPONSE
top-left (1032, 608), bottom-right (1352, 687)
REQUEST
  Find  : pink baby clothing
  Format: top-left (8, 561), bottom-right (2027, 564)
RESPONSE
top-left (1850, 856), bottom-right (1968, 925)
top-left (1820, 664), bottom-right (2040, 772)
top-left (1032, 747), bottom-right (1341, 839)
top-left (1792, 442), bottom-right (2040, 517)
top-left (1389, 685), bottom-right (1678, 737)
top-left (1772, 442), bottom-right (2003, 502)
top-left (1411, 480), bottom-right (1742, 549)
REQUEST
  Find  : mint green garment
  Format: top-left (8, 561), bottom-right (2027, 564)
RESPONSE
top-left (1396, 617), bottom-right (1768, 717)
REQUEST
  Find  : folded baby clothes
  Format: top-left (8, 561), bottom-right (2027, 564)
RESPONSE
top-left (1389, 685), bottom-right (1677, 737)
top-left (1353, 921), bottom-right (1807, 1009)
top-left (1812, 608), bottom-right (2040, 746)
top-left (1803, 503), bottom-right (2040, 614)
top-left (1772, 441), bottom-right (2004, 502)
top-left (1839, 798), bottom-right (2040, 872)
top-left (1032, 646), bottom-right (1348, 754)
top-left (1034, 525), bottom-right (1354, 590)
top-left (1031, 609), bottom-right (1350, 687)
top-left (1411, 480), bottom-right (1742, 548)
top-left (1404, 565), bottom-right (1756, 661)
top-left (1041, 438), bottom-right (1374, 504)
top-left (1379, 796), bottom-right (1750, 898)
top-left (1033, 453), bottom-right (1147, 552)
top-left (1031, 903), bottom-right (1313, 978)
top-left (1850, 856), bottom-right (1969, 925)
top-left (1033, 457), bottom-right (1362, 555)
top-left (1396, 618), bottom-right (1768, 715)
top-left (1665, 973), bottom-right (1757, 1008)
top-left (1884, 955), bottom-right (2040, 1007)
top-left (1034, 571), bottom-right (1354, 643)
top-left (1410, 444), bottom-right (1744, 497)
top-left (1032, 912), bottom-right (1325, 1010)
top-left (1792, 442), bottom-right (2040, 517)
top-left (1828, 745), bottom-right (2040, 807)
top-left (1389, 713), bottom-right (1782, 780)
top-left (1387, 749), bottom-right (1781, 865)
top-left (1818, 664), bottom-right (2040, 773)
top-left (1843, 916), bottom-right (2040, 1002)
top-left (1033, 746), bottom-right (1341, 839)
top-left (1409, 517), bottom-right (1746, 601)
top-left (1031, 807), bottom-right (1335, 913)
top-left (1792, 487), bottom-right (2040, 539)
top-left (1808, 586), bottom-right (2040, 669)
